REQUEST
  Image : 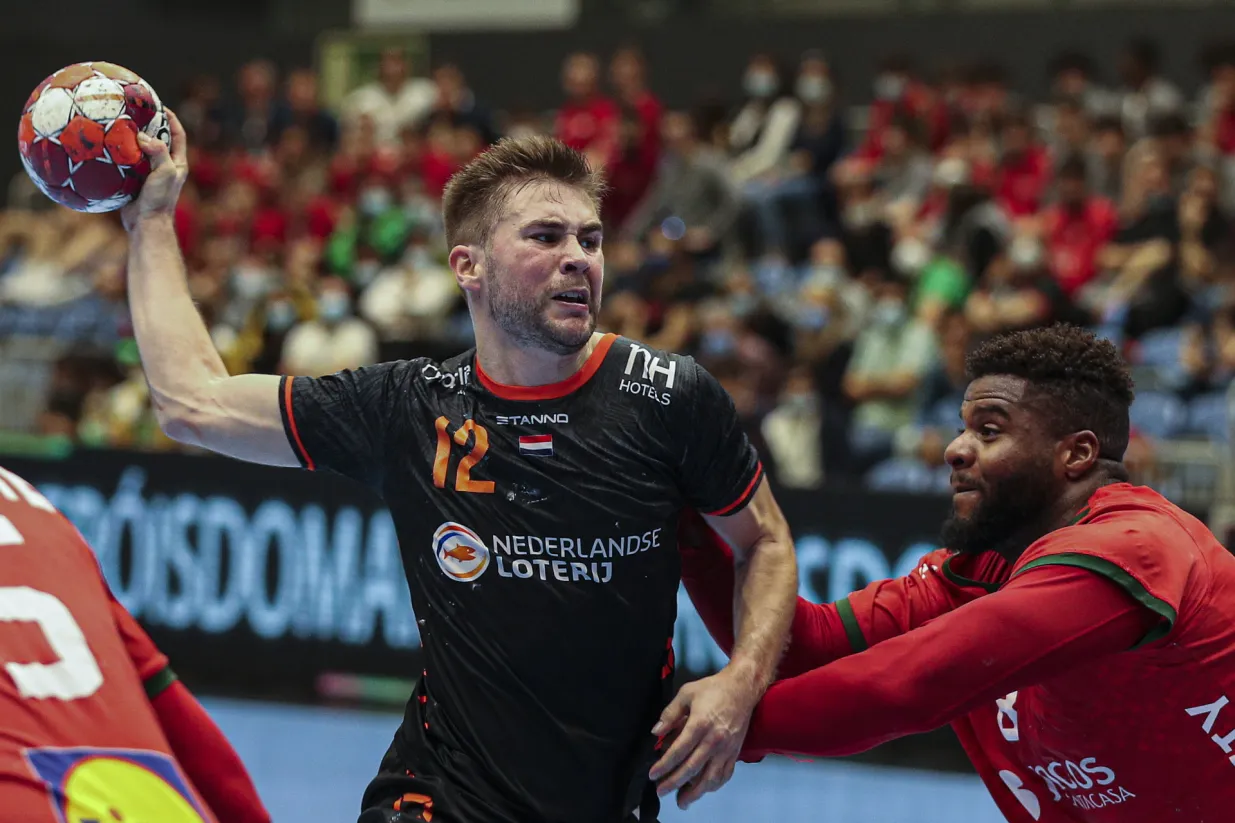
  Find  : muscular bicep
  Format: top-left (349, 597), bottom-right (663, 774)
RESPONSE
top-left (165, 373), bottom-right (298, 467)
top-left (701, 478), bottom-right (786, 557)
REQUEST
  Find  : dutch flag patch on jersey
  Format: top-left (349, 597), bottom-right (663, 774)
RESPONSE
top-left (518, 434), bottom-right (553, 457)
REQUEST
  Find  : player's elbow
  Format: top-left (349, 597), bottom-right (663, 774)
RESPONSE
top-left (154, 404), bottom-right (208, 448)
top-left (150, 387), bottom-right (218, 449)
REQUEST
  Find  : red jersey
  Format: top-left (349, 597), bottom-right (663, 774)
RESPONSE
top-left (0, 465), bottom-right (214, 823)
top-left (679, 483), bottom-right (1235, 822)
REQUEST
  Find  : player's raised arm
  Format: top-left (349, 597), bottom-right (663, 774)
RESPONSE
top-left (120, 110), bottom-right (295, 466)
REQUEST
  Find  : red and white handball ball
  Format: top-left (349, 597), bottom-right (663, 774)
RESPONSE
top-left (17, 62), bottom-right (170, 213)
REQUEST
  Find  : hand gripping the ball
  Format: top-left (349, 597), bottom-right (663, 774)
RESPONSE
top-left (121, 109), bottom-right (189, 230)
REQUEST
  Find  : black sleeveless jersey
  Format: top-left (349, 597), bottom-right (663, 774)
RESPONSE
top-left (279, 333), bottom-right (762, 822)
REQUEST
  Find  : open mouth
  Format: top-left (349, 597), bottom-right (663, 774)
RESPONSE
top-left (552, 289), bottom-right (589, 306)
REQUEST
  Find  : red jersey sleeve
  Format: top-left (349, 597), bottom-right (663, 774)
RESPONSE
top-left (739, 563), bottom-right (1157, 761)
top-left (677, 511), bottom-right (1008, 677)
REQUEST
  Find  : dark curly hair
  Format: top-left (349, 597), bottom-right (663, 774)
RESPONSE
top-left (966, 324), bottom-right (1135, 461)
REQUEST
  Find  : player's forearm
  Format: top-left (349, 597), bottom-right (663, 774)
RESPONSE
top-left (126, 216), bottom-right (230, 441)
top-left (679, 513), bottom-right (853, 678)
top-left (152, 679), bottom-right (272, 823)
top-left (726, 529), bottom-right (797, 693)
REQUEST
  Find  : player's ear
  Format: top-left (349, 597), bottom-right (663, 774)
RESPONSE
top-left (1060, 430), bottom-right (1100, 480)
top-left (450, 244), bottom-right (484, 296)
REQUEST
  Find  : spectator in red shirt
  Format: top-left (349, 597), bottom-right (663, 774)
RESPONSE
top-left (603, 47), bottom-right (663, 228)
top-left (993, 110), bottom-right (1052, 218)
top-left (858, 56), bottom-right (950, 162)
top-left (1043, 154), bottom-right (1120, 297)
top-left (554, 52), bottom-right (619, 170)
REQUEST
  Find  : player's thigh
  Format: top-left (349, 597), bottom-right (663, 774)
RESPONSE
top-left (357, 790), bottom-right (439, 823)
top-left (357, 751), bottom-right (483, 823)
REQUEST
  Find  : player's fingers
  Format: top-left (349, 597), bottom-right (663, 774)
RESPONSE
top-left (656, 731), bottom-right (716, 797)
top-left (165, 108), bottom-right (188, 164)
top-left (676, 756), bottom-right (721, 805)
top-left (720, 756), bottom-right (736, 786)
top-left (651, 690), bottom-right (691, 737)
top-left (675, 754), bottom-right (728, 810)
top-left (649, 717), bottom-right (706, 782)
top-left (136, 131), bottom-right (170, 168)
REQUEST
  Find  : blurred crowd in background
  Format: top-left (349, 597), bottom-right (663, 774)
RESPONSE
top-left (4, 38), bottom-right (1235, 491)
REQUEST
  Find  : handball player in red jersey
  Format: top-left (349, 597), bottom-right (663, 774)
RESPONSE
top-left (0, 464), bottom-right (269, 823)
top-left (662, 324), bottom-right (1235, 821)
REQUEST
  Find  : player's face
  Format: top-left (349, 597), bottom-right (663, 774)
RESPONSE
top-left (482, 181), bottom-right (604, 355)
top-left (941, 375), bottom-right (1062, 555)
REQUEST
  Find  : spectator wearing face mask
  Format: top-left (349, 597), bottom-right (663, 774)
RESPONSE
top-left (280, 278), bottom-right (379, 377)
top-left (965, 233), bottom-right (1066, 337)
top-left (324, 175), bottom-right (410, 283)
top-left (841, 275), bottom-right (938, 476)
top-left (741, 51), bottom-right (848, 262)
top-left (248, 287), bottom-right (312, 375)
top-left (888, 228), bottom-right (971, 332)
top-left (857, 56), bottom-right (951, 163)
top-left (727, 54), bottom-right (802, 187)
top-left (359, 231), bottom-right (459, 344)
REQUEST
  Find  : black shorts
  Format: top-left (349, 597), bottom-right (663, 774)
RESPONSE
top-left (356, 742), bottom-right (502, 823)
top-left (356, 743), bottom-right (656, 823)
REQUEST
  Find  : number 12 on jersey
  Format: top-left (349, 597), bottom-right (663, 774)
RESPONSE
top-left (433, 417), bottom-right (495, 494)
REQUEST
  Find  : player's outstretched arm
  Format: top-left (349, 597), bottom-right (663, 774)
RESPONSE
top-left (106, 584), bottom-right (271, 823)
top-left (678, 511), bottom-right (1004, 677)
top-left (120, 111), bottom-right (297, 467)
top-left (738, 564), bottom-right (1158, 762)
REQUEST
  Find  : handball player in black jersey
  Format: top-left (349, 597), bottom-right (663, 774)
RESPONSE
top-left (119, 111), bottom-right (798, 822)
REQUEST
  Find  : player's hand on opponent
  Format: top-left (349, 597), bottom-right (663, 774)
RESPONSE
top-left (121, 109), bottom-right (189, 231)
top-left (648, 667), bottom-right (760, 810)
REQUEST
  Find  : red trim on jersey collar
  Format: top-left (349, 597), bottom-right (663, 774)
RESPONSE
top-left (475, 333), bottom-right (617, 401)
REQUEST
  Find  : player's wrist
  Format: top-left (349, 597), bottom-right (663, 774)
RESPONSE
top-left (721, 658), bottom-right (769, 704)
top-left (123, 210), bottom-right (176, 235)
